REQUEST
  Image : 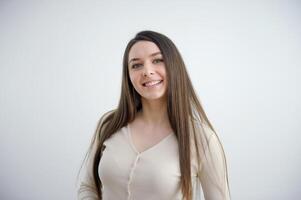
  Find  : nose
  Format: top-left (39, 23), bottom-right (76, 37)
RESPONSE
top-left (142, 62), bottom-right (154, 77)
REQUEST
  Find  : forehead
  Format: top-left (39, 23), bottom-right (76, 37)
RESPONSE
top-left (128, 41), bottom-right (161, 60)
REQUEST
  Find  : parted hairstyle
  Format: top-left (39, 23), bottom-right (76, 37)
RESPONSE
top-left (78, 30), bottom-right (231, 200)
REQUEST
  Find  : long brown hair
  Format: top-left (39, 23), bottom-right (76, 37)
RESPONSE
top-left (79, 30), bottom-right (231, 200)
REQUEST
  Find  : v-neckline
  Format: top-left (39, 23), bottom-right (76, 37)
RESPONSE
top-left (127, 123), bottom-right (174, 155)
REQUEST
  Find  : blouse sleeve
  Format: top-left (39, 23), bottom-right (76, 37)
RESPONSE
top-left (77, 110), bottom-right (113, 200)
top-left (77, 132), bottom-right (100, 200)
top-left (198, 126), bottom-right (231, 200)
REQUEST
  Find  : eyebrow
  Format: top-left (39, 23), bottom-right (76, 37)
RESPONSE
top-left (129, 52), bottom-right (162, 64)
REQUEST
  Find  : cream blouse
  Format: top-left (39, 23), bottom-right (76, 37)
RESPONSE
top-left (77, 122), bottom-right (230, 200)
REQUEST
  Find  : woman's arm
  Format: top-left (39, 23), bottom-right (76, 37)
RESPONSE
top-left (77, 110), bottom-right (113, 199)
top-left (77, 133), bottom-right (100, 200)
top-left (198, 127), bottom-right (231, 200)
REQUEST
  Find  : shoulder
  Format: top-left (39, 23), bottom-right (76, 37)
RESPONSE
top-left (190, 119), bottom-right (222, 167)
top-left (191, 118), bottom-right (215, 142)
top-left (95, 109), bottom-right (115, 131)
top-left (98, 109), bottom-right (115, 124)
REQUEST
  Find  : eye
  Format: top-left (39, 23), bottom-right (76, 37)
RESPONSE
top-left (153, 58), bottom-right (164, 64)
top-left (131, 63), bottom-right (142, 69)
top-left (131, 59), bottom-right (164, 69)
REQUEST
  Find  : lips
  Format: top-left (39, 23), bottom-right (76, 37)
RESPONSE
top-left (142, 80), bottom-right (163, 87)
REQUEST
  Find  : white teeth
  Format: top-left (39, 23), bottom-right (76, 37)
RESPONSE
top-left (144, 80), bottom-right (162, 87)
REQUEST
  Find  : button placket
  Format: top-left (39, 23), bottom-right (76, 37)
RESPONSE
top-left (127, 154), bottom-right (141, 200)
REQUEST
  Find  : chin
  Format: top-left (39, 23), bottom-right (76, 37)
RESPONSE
top-left (141, 92), bottom-right (167, 101)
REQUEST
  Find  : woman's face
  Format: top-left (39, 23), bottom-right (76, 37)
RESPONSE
top-left (128, 41), bottom-right (167, 101)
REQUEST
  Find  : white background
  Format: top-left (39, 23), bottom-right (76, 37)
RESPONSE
top-left (0, 0), bottom-right (300, 199)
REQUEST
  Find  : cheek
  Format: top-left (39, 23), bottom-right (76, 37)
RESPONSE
top-left (129, 72), bottom-right (140, 87)
top-left (160, 68), bottom-right (167, 79)
top-left (128, 71), bottom-right (134, 82)
top-left (161, 68), bottom-right (168, 86)
top-left (159, 64), bottom-right (167, 75)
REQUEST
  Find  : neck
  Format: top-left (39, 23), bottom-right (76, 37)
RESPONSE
top-left (138, 97), bottom-right (169, 127)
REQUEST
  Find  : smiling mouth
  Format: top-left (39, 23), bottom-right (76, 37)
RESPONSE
top-left (142, 80), bottom-right (163, 87)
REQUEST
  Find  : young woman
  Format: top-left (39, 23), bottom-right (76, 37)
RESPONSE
top-left (77, 30), bottom-right (231, 200)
